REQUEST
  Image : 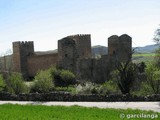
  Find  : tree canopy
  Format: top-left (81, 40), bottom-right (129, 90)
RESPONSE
top-left (154, 25), bottom-right (160, 44)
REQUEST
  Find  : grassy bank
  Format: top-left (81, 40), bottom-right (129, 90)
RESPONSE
top-left (0, 104), bottom-right (159, 120)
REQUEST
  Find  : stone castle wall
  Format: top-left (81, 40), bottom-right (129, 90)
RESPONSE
top-left (27, 53), bottom-right (58, 77)
top-left (1, 91), bottom-right (160, 101)
top-left (12, 34), bottom-right (132, 82)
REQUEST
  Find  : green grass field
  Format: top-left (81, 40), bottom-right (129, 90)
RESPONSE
top-left (132, 53), bottom-right (155, 63)
top-left (0, 104), bottom-right (159, 120)
top-left (133, 53), bottom-right (155, 57)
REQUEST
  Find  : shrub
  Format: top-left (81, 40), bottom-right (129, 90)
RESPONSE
top-left (0, 74), bottom-right (5, 92)
top-left (49, 66), bottom-right (76, 87)
top-left (31, 70), bottom-right (54, 93)
top-left (54, 86), bottom-right (76, 94)
top-left (6, 73), bottom-right (28, 94)
top-left (49, 67), bottom-right (62, 87)
top-left (132, 81), bottom-right (153, 96)
top-left (99, 80), bottom-right (120, 94)
top-left (145, 63), bottom-right (160, 94)
top-left (76, 82), bottom-right (99, 94)
top-left (60, 70), bottom-right (76, 87)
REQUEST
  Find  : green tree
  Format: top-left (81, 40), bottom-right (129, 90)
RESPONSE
top-left (153, 25), bottom-right (160, 43)
top-left (6, 73), bottom-right (28, 94)
top-left (153, 25), bottom-right (160, 67)
top-left (31, 70), bottom-right (54, 93)
top-left (145, 63), bottom-right (160, 94)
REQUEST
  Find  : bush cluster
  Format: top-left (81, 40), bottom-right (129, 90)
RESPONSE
top-left (75, 81), bottom-right (120, 95)
top-left (31, 70), bottom-right (54, 93)
top-left (31, 66), bottom-right (76, 93)
top-left (49, 67), bottom-right (76, 87)
top-left (4, 73), bottom-right (28, 94)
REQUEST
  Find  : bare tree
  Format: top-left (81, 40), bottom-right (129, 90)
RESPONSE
top-left (112, 49), bottom-right (139, 94)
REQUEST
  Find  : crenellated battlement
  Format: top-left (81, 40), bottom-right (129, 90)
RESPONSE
top-left (13, 41), bottom-right (34, 46)
top-left (67, 34), bottom-right (90, 38)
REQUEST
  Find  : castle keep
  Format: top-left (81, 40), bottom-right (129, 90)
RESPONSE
top-left (12, 34), bottom-right (132, 82)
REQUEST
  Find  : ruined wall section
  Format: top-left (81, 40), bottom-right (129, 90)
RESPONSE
top-left (108, 34), bottom-right (132, 62)
top-left (13, 41), bottom-right (34, 77)
top-left (58, 37), bottom-right (76, 72)
top-left (27, 53), bottom-right (58, 77)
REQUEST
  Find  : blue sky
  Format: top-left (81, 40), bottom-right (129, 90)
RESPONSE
top-left (0, 0), bottom-right (160, 54)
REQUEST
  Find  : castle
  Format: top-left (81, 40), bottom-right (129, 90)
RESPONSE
top-left (12, 34), bottom-right (132, 83)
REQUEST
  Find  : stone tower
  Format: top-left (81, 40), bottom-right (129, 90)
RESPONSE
top-left (13, 41), bottom-right (34, 78)
top-left (108, 34), bottom-right (132, 62)
top-left (58, 37), bottom-right (76, 72)
top-left (68, 34), bottom-right (92, 59)
top-left (58, 34), bottom-right (92, 73)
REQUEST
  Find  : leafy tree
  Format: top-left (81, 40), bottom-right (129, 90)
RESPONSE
top-left (153, 25), bottom-right (160, 43)
top-left (145, 63), bottom-right (160, 94)
top-left (154, 48), bottom-right (160, 68)
top-left (153, 25), bottom-right (160, 67)
top-left (31, 70), bottom-right (54, 93)
top-left (6, 73), bottom-right (28, 94)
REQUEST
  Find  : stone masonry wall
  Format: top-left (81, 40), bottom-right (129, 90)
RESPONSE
top-left (108, 34), bottom-right (132, 62)
top-left (78, 55), bottom-right (115, 83)
top-left (27, 53), bottom-right (58, 77)
top-left (58, 37), bottom-right (76, 72)
top-left (0, 92), bottom-right (160, 101)
top-left (13, 41), bottom-right (34, 78)
top-left (68, 34), bottom-right (92, 59)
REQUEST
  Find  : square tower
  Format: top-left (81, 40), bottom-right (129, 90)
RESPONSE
top-left (12, 41), bottom-right (34, 78)
top-left (68, 34), bottom-right (92, 59)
